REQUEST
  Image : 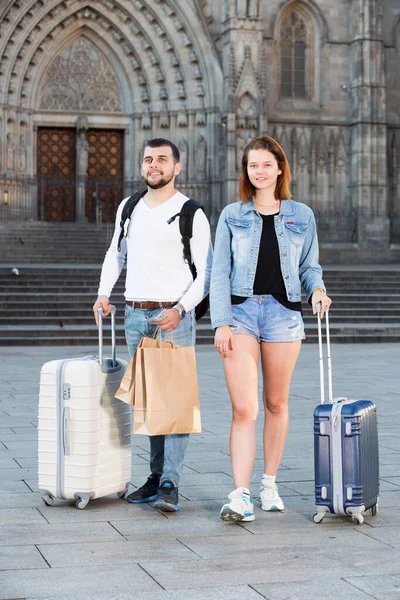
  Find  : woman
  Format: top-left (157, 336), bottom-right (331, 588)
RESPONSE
top-left (210, 136), bottom-right (332, 522)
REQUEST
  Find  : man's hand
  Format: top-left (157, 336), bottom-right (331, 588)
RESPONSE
top-left (153, 308), bottom-right (181, 332)
top-left (93, 295), bottom-right (112, 325)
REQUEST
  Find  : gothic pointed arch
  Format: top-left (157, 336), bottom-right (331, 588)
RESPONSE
top-left (38, 36), bottom-right (123, 113)
top-left (273, 0), bottom-right (327, 107)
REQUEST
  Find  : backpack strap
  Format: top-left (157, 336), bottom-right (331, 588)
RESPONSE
top-left (117, 190), bottom-right (146, 251)
top-left (178, 199), bottom-right (204, 279)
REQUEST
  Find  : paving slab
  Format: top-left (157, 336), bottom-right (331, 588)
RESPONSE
top-left (0, 507), bottom-right (47, 525)
top-left (0, 522), bottom-right (124, 546)
top-left (0, 545), bottom-right (49, 571)
top-left (344, 574), bottom-right (400, 599)
top-left (178, 527), bottom-right (388, 560)
top-left (38, 537), bottom-right (200, 567)
top-left (24, 586), bottom-right (265, 600)
top-left (139, 544), bottom-right (399, 590)
top-left (111, 515), bottom-right (253, 540)
top-left (0, 564), bottom-right (161, 599)
top-left (252, 579), bottom-right (374, 599)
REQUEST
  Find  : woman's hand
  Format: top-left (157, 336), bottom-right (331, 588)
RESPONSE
top-left (312, 290), bottom-right (332, 319)
top-left (214, 325), bottom-right (235, 358)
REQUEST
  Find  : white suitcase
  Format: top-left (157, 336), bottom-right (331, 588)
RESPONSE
top-left (38, 308), bottom-right (132, 509)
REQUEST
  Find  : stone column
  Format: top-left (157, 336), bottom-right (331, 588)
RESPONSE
top-left (350, 0), bottom-right (389, 250)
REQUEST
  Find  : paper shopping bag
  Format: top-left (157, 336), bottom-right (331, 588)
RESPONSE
top-left (133, 336), bottom-right (201, 435)
top-left (115, 337), bottom-right (172, 406)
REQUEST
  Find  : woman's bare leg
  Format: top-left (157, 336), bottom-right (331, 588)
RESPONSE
top-left (260, 341), bottom-right (301, 475)
top-left (222, 334), bottom-right (260, 489)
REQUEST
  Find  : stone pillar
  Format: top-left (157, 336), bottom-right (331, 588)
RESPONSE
top-left (350, 0), bottom-right (389, 249)
top-left (219, 9), bottom-right (264, 209)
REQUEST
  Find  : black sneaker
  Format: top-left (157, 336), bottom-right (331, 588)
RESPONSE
top-left (126, 474), bottom-right (160, 503)
top-left (153, 480), bottom-right (180, 512)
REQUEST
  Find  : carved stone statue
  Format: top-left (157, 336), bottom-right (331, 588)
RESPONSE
top-left (76, 117), bottom-right (89, 178)
top-left (195, 135), bottom-right (207, 181)
top-left (236, 133), bottom-right (247, 170)
top-left (6, 133), bottom-right (14, 172)
top-left (18, 134), bottom-right (27, 173)
top-left (75, 116), bottom-right (89, 222)
top-left (178, 139), bottom-right (188, 181)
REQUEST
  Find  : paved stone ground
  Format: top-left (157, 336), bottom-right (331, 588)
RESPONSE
top-left (0, 343), bottom-right (399, 600)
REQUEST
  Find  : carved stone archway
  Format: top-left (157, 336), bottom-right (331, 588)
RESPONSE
top-left (0, 0), bottom-right (223, 221)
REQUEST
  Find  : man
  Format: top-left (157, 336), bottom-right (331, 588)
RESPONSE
top-left (93, 138), bottom-right (212, 512)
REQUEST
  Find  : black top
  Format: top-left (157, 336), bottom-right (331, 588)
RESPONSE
top-left (231, 212), bottom-right (302, 313)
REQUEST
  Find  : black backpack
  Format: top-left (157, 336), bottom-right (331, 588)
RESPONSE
top-left (117, 191), bottom-right (209, 321)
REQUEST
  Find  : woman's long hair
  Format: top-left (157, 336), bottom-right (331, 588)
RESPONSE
top-left (239, 136), bottom-right (292, 202)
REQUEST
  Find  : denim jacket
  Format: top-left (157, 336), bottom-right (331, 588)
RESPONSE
top-left (210, 198), bottom-right (326, 328)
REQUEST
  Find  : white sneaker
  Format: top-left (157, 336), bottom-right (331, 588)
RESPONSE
top-left (220, 488), bottom-right (255, 522)
top-left (260, 483), bottom-right (284, 511)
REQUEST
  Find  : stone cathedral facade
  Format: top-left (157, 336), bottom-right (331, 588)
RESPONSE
top-left (0, 0), bottom-right (399, 261)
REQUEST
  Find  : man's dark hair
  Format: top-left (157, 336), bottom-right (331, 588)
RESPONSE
top-left (144, 138), bottom-right (180, 163)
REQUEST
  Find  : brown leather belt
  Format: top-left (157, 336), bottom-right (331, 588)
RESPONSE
top-left (126, 300), bottom-right (178, 310)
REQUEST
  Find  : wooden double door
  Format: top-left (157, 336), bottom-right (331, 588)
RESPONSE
top-left (37, 127), bottom-right (123, 222)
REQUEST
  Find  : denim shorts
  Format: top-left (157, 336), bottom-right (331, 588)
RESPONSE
top-left (231, 295), bottom-right (305, 343)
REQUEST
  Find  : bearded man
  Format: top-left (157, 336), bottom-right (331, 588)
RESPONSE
top-left (93, 138), bottom-right (212, 512)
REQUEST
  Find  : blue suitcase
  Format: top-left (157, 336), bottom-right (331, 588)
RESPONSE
top-left (313, 309), bottom-right (379, 525)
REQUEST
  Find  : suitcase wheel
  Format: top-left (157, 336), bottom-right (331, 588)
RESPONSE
top-left (370, 504), bottom-right (378, 516)
top-left (117, 482), bottom-right (130, 500)
top-left (76, 497), bottom-right (89, 510)
top-left (41, 494), bottom-right (54, 507)
top-left (313, 512), bottom-right (325, 524)
top-left (351, 514), bottom-right (364, 525)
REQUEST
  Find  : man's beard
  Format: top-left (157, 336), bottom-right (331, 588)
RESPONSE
top-left (143, 170), bottom-right (175, 190)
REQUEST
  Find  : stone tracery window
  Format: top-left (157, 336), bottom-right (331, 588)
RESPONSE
top-left (280, 11), bottom-right (308, 99)
top-left (39, 37), bottom-right (122, 112)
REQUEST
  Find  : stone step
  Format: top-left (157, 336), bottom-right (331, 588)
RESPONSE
top-left (2, 292), bottom-right (400, 302)
top-left (1, 314), bottom-right (399, 326)
top-left (3, 332), bottom-right (400, 346)
top-left (1, 307), bottom-right (400, 318)
top-left (3, 282), bottom-right (400, 292)
top-left (1, 322), bottom-right (399, 338)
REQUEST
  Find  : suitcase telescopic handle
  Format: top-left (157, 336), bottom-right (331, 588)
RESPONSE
top-left (97, 306), bottom-right (117, 368)
top-left (316, 302), bottom-right (333, 404)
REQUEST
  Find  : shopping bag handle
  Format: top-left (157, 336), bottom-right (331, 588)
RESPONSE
top-left (316, 303), bottom-right (333, 404)
top-left (154, 327), bottom-right (174, 346)
top-left (97, 306), bottom-right (117, 368)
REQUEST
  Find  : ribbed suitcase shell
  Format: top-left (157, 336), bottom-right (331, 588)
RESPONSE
top-left (314, 399), bottom-right (379, 519)
top-left (38, 356), bottom-right (132, 506)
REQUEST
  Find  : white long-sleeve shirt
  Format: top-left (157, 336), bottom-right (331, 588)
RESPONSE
top-left (97, 191), bottom-right (212, 312)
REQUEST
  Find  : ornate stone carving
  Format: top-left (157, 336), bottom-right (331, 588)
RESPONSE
top-left (39, 37), bottom-right (122, 112)
top-left (177, 103), bottom-right (188, 127)
top-left (141, 107), bottom-right (151, 129)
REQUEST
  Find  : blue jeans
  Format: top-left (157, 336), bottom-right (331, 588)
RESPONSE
top-left (124, 304), bottom-right (196, 487)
